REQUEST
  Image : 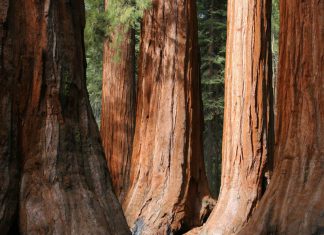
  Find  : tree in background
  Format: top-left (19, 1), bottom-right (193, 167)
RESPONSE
top-left (122, 0), bottom-right (213, 233)
top-left (239, 0), bottom-right (324, 233)
top-left (198, 0), bottom-right (274, 233)
top-left (86, 0), bottom-right (150, 202)
top-left (0, 1), bottom-right (130, 234)
top-left (84, 0), bottom-right (150, 125)
top-left (198, 0), bottom-right (227, 197)
top-left (100, 0), bottom-right (136, 202)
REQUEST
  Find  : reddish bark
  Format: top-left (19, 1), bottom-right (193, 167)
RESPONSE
top-left (1, 0), bottom-right (130, 234)
top-left (238, 1), bottom-right (324, 234)
top-left (101, 0), bottom-right (136, 202)
top-left (196, 0), bottom-right (273, 234)
top-left (122, 0), bottom-right (213, 233)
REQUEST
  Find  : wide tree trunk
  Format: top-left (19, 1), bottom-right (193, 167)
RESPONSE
top-left (198, 0), bottom-right (273, 234)
top-left (1, 1), bottom-right (130, 234)
top-left (122, 0), bottom-right (214, 233)
top-left (101, 0), bottom-right (136, 202)
top-left (238, 1), bottom-right (324, 234)
top-left (0, 2), bottom-right (19, 232)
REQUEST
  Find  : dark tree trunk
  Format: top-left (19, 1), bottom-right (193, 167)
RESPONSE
top-left (122, 0), bottom-right (214, 233)
top-left (100, 0), bottom-right (136, 202)
top-left (192, 0), bottom-right (274, 234)
top-left (0, 2), bottom-right (19, 232)
top-left (1, 1), bottom-right (130, 234)
top-left (239, 1), bottom-right (324, 234)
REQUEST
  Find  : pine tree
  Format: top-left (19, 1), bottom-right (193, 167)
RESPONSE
top-left (198, 0), bottom-right (227, 197)
top-left (100, 0), bottom-right (136, 202)
top-left (85, 0), bottom-right (106, 123)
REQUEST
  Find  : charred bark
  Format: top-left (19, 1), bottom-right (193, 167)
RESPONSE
top-left (122, 0), bottom-right (213, 234)
top-left (238, 1), bottom-right (324, 234)
top-left (100, 0), bottom-right (136, 202)
top-left (1, 0), bottom-right (130, 234)
top-left (197, 0), bottom-right (273, 234)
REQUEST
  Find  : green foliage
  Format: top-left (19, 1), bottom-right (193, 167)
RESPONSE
top-left (85, 0), bottom-right (105, 123)
top-left (198, 0), bottom-right (227, 196)
top-left (272, 0), bottom-right (280, 78)
top-left (272, 0), bottom-right (279, 56)
top-left (105, 0), bottom-right (150, 60)
top-left (198, 0), bottom-right (227, 123)
top-left (105, 0), bottom-right (151, 33)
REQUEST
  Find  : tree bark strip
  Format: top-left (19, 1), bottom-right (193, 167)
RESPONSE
top-left (238, 1), bottom-right (324, 234)
top-left (198, 0), bottom-right (273, 234)
top-left (0, 1), bottom-right (19, 233)
top-left (101, 0), bottom-right (136, 202)
top-left (123, 0), bottom-right (214, 233)
top-left (1, 0), bottom-right (130, 234)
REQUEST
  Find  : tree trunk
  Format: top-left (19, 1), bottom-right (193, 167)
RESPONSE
top-left (198, 0), bottom-right (273, 234)
top-left (122, 0), bottom-right (214, 233)
top-left (238, 1), bottom-right (324, 234)
top-left (1, 1), bottom-right (130, 234)
top-left (0, 2), bottom-right (19, 232)
top-left (101, 0), bottom-right (136, 202)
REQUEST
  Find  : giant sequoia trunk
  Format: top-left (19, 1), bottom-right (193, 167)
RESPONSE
top-left (0, 2), bottom-right (19, 232)
top-left (198, 0), bottom-right (273, 234)
top-left (238, 1), bottom-right (324, 234)
top-left (1, 1), bottom-right (129, 234)
top-left (101, 0), bottom-right (136, 202)
top-left (0, 76), bottom-right (19, 234)
top-left (122, 0), bottom-right (213, 233)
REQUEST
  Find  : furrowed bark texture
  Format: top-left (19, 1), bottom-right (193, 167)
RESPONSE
top-left (101, 0), bottom-right (136, 202)
top-left (2, 0), bottom-right (130, 234)
top-left (199, 0), bottom-right (273, 234)
top-left (0, 1), bottom-right (19, 233)
top-left (123, 0), bottom-right (213, 233)
top-left (238, 1), bottom-right (324, 234)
